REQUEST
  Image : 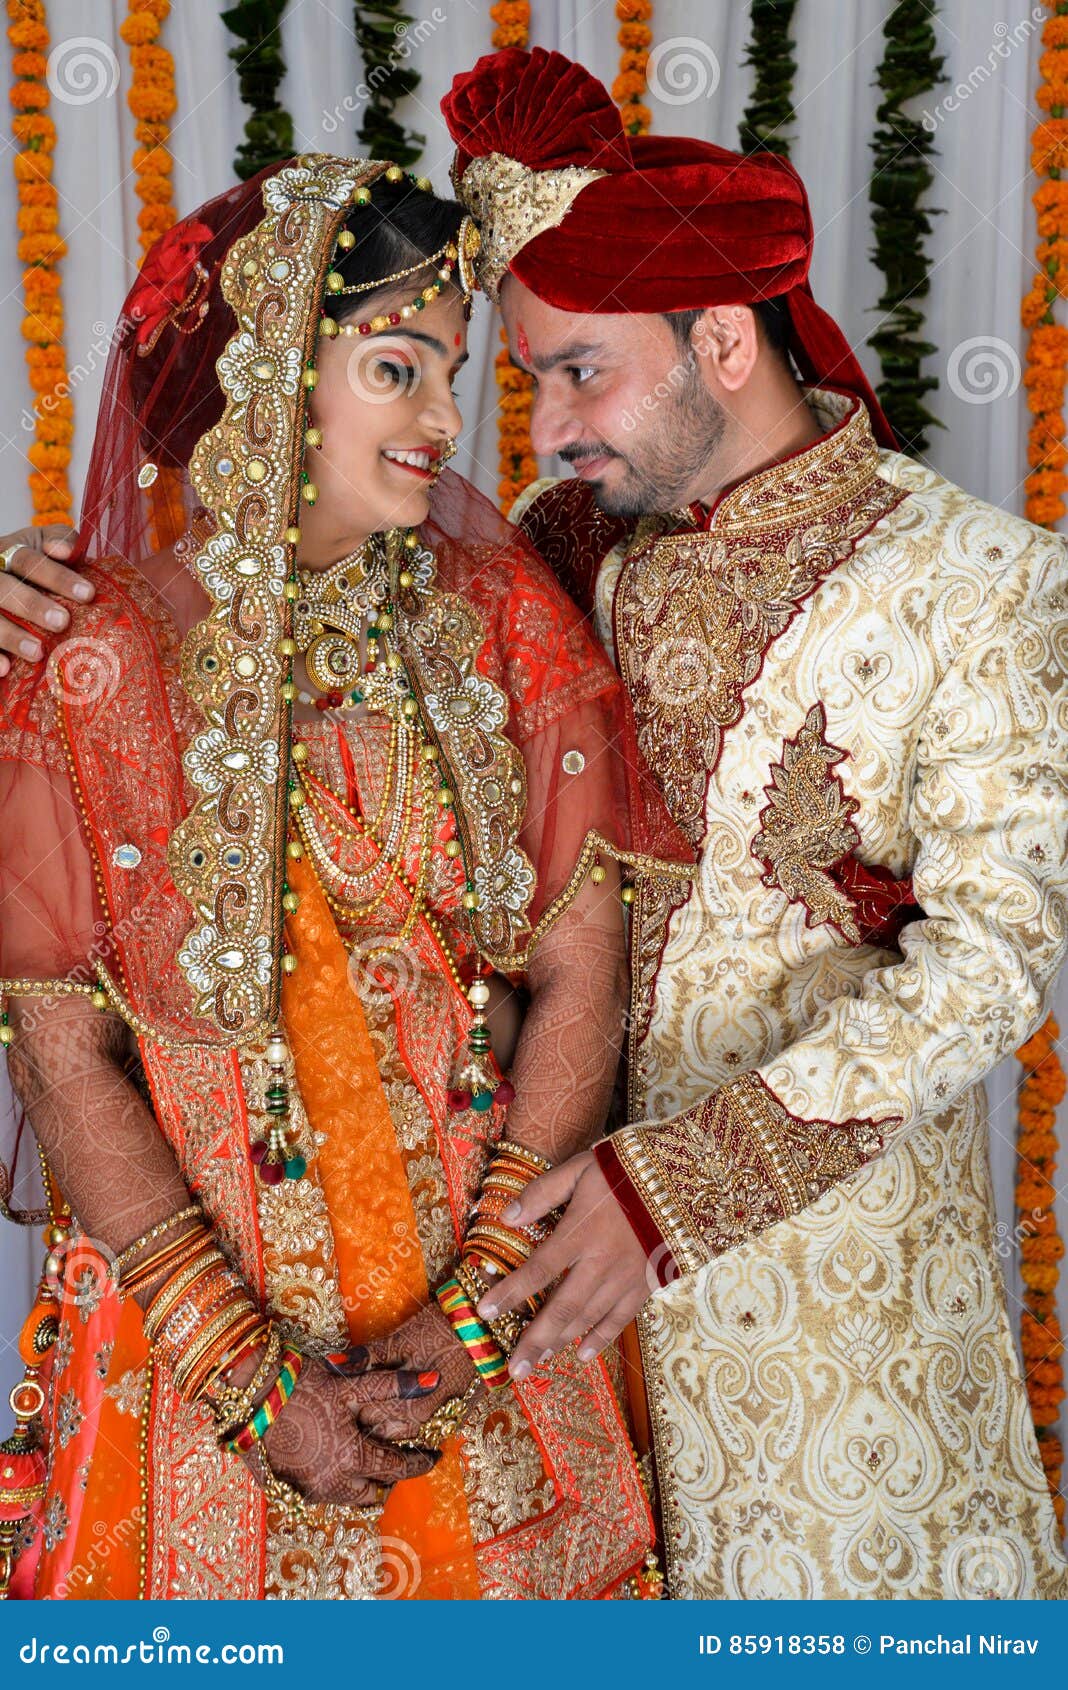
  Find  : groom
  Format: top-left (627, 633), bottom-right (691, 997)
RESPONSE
top-left (437, 48), bottom-right (1068, 1599)
top-left (3, 48), bottom-right (1068, 1599)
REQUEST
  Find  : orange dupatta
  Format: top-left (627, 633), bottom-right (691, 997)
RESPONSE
top-left (281, 852), bottom-right (480, 1599)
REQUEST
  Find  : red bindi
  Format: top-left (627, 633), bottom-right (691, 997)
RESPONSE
top-left (517, 323), bottom-right (531, 364)
top-left (454, 332), bottom-right (462, 347)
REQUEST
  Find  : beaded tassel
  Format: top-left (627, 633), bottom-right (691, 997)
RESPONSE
top-left (249, 1031), bottom-right (306, 1184)
top-left (447, 977), bottom-right (516, 1115)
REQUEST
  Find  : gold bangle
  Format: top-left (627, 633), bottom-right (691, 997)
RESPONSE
top-left (118, 1229), bottom-right (210, 1301)
top-left (173, 1298), bottom-right (257, 1384)
top-left (156, 1277), bottom-right (246, 1356)
top-left (493, 1140), bottom-right (553, 1175)
top-left (111, 1203), bottom-right (204, 1279)
top-left (476, 1170), bottom-right (528, 1197)
top-left (185, 1312), bottom-right (266, 1404)
top-left (172, 1300), bottom-right (259, 1395)
top-left (206, 1325), bottom-right (281, 1431)
top-left (142, 1249), bottom-right (226, 1339)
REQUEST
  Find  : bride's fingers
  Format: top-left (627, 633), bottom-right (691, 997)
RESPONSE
top-left (343, 1366), bottom-right (440, 1408)
top-left (321, 1344), bottom-right (371, 1378)
top-left (348, 1427), bottom-right (440, 1485)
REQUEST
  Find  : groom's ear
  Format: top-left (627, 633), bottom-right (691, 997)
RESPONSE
top-left (693, 306), bottom-right (760, 392)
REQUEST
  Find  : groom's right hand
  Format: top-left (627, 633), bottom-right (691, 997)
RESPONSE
top-left (0, 522), bottom-right (88, 674)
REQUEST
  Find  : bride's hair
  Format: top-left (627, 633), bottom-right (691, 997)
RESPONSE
top-left (321, 173), bottom-right (468, 325)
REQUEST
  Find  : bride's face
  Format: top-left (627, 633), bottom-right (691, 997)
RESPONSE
top-left (298, 282), bottom-right (468, 561)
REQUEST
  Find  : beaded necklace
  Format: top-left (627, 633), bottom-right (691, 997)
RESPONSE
top-left (250, 528), bottom-right (512, 1185)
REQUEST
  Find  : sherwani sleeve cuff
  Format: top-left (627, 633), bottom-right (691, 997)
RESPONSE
top-left (593, 1136), bottom-right (683, 1286)
top-left (598, 1073), bottom-right (898, 1277)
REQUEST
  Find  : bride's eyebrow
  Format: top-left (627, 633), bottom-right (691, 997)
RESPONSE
top-left (368, 329), bottom-right (469, 366)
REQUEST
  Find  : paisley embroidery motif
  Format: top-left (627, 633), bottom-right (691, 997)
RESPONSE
top-left (751, 703), bottom-right (862, 942)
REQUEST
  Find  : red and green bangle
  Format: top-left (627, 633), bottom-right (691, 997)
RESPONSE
top-left (436, 1277), bottom-right (510, 1389)
top-left (221, 1347), bottom-right (304, 1453)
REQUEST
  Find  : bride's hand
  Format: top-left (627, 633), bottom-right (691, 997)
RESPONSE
top-left (356, 1303), bottom-right (482, 1445)
top-left (244, 1353), bottom-right (442, 1508)
top-left (0, 523), bottom-right (87, 672)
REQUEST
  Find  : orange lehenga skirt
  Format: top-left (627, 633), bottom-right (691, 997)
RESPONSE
top-left (10, 740), bottom-right (653, 1600)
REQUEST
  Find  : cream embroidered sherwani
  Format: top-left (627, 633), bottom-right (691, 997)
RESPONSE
top-left (514, 390), bottom-right (1068, 1600)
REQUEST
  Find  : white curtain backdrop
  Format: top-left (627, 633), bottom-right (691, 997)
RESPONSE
top-left (1, 2), bottom-right (1064, 1460)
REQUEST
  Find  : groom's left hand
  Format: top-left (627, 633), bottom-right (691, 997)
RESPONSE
top-left (475, 1150), bottom-right (656, 1377)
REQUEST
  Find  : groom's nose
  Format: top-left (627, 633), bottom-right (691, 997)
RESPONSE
top-left (528, 384), bottom-right (581, 459)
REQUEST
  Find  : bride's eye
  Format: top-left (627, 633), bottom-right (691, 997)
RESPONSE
top-left (376, 360), bottom-right (416, 386)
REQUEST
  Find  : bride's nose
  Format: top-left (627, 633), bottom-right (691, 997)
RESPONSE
top-left (418, 377), bottom-right (462, 440)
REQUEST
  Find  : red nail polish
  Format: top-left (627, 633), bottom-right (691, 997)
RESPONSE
top-left (417, 1370), bottom-right (440, 1390)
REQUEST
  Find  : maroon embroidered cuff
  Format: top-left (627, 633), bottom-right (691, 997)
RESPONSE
top-left (593, 1138), bottom-right (681, 1287)
top-left (603, 1074), bottom-right (898, 1275)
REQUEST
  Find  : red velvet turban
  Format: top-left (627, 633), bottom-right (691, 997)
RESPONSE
top-left (442, 48), bottom-right (897, 448)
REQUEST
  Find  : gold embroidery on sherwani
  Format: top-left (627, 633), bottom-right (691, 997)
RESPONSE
top-left (615, 401), bottom-right (906, 843)
top-left (614, 400), bottom-right (1068, 1599)
top-left (752, 703), bottom-right (862, 941)
top-left (612, 1072), bottom-right (892, 1274)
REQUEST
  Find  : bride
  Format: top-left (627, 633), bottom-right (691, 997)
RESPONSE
top-left (0, 154), bottom-right (685, 1600)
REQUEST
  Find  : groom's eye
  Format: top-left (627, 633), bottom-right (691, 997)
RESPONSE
top-left (568, 366), bottom-right (597, 385)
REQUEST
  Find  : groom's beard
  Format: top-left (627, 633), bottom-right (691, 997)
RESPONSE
top-left (560, 363), bottom-right (728, 519)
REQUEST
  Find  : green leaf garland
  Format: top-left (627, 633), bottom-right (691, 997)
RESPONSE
top-left (220, 0), bottom-right (295, 181)
top-left (352, 2), bottom-right (425, 166)
top-left (738, 0), bottom-right (799, 158)
top-left (867, 0), bottom-right (946, 456)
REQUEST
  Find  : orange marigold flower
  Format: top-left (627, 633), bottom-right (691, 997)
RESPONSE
top-left (10, 49), bottom-right (47, 78)
top-left (7, 21), bottom-right (49, 53)
top-left (27, 442), bottom-right (71, 472)
top-left (1026, 492), bottom-right (1067, 523)
top-left (612, 71), bottom-right (647, 100)
top-left (120, 12), bottom-right (159, 46)
top-left (10, 80), bottom-right (48, 111)
top-left (12, 110), bottom-right (54, 144)
top-left (132, 144), bottom-right (172, 174)
top-left (136, 174), bottom-right (174, 207)
top-left (13, 150), bottom-right (52, 183)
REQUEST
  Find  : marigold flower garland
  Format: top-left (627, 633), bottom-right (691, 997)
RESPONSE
top-left (1016, 1018), bottom-right (1066, 1529)
top-left (7, 0), bottom-right (73, 525)
top-left (614, 1), bottom-right (652, 138)
top-left (121, 0), bottom-right (177, 259)
top-left (491, 2), bottom-right (536, 512)
top-left (1021, 0), bottom-right (1068, 527)
top-left (1016, 3), bottom-right (1068, 1533)
top-left (122, 1), bottom-right (185, 546)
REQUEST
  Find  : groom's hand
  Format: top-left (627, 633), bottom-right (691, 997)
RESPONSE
top-left (0, 523), bottom-right (87, 674)
top-left (475, 1150), bottom-right (656, 1377)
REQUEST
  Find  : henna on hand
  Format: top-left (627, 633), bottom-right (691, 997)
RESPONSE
top-left (356, 1301), bottom-right (480, 1443)
top-left (257, 1358), bottom-right (441, 1506)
